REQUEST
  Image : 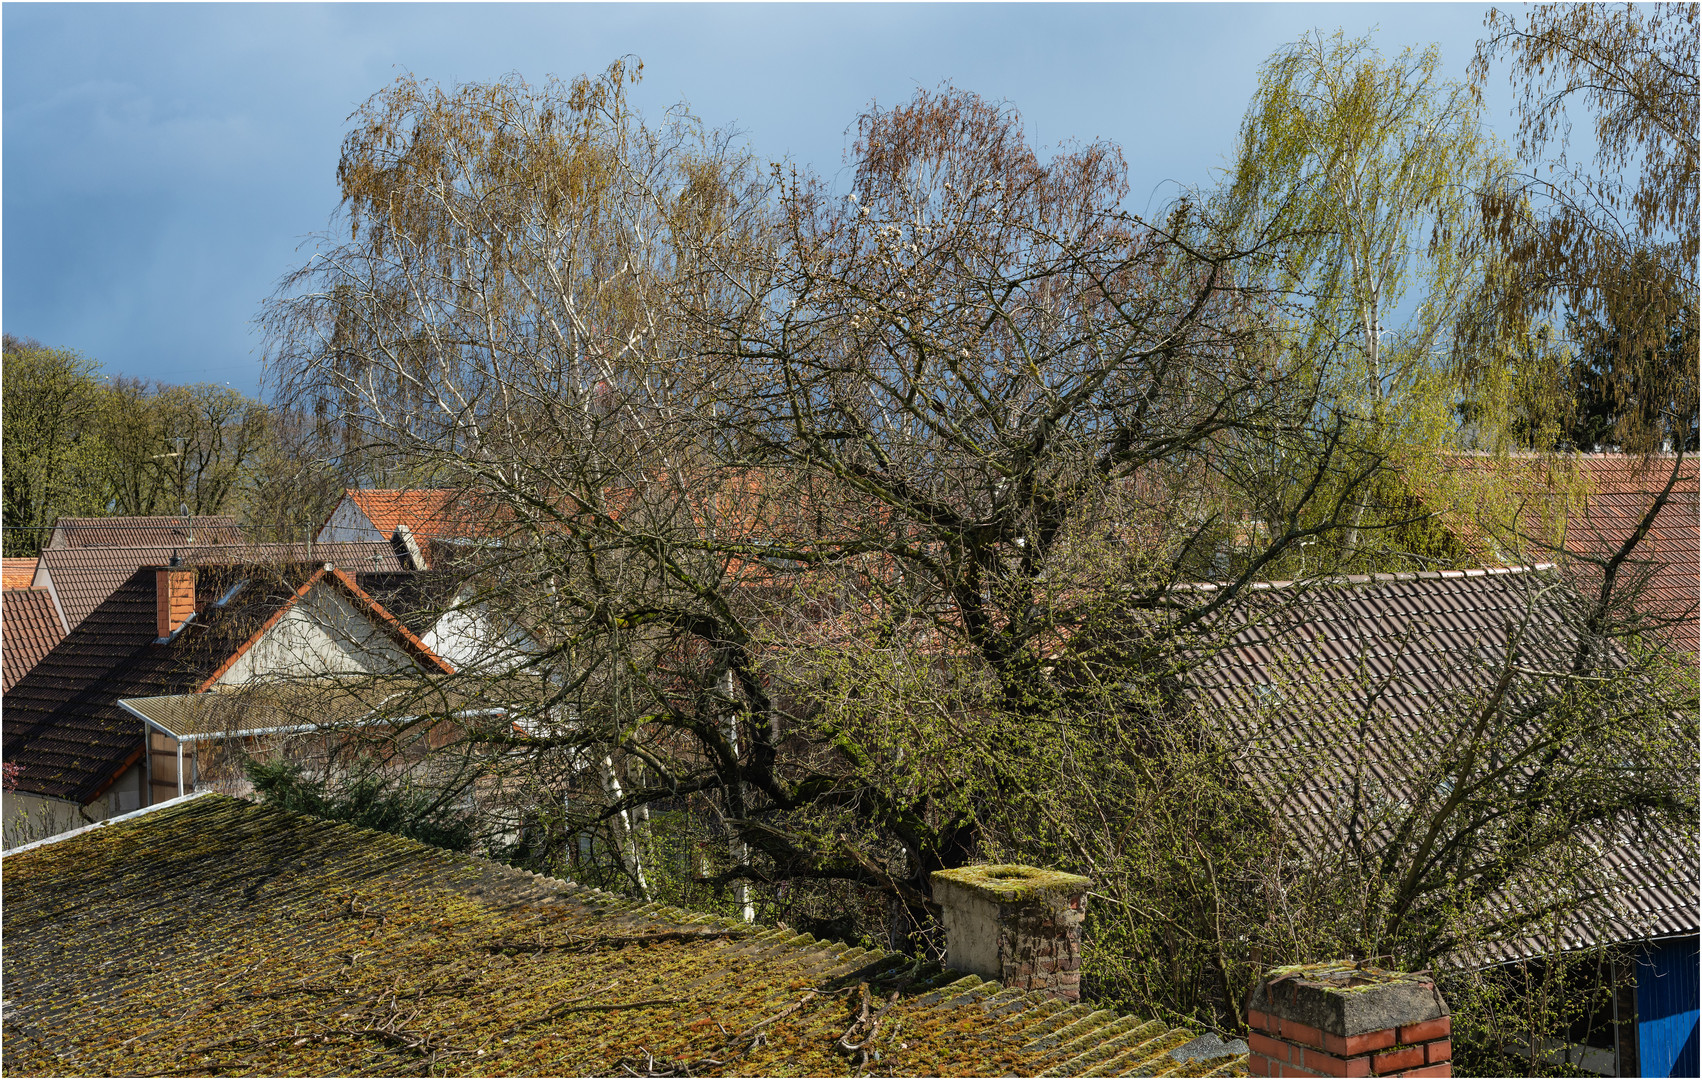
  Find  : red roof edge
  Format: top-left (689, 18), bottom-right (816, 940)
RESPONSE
top-left (81, 742), bottom-right (147, 808)
top-left (193, 567), bottom-right (331, 693)
top-left (323, 567), bottom-right (457, 676)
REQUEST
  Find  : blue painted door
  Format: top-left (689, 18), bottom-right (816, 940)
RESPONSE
top-left (1637, 937), bottom-right (1700, 1077)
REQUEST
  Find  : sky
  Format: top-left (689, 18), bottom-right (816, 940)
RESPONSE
top-left (2, 2), bottom-right (1529, 396)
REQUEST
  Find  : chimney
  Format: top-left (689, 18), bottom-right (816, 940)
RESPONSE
top-left (155, 563), bottom-right (197, 640)
top-left (931, 864), bottom-right (1092, 1001)
top-left (1246, 961), bottom-right (1451, 1078)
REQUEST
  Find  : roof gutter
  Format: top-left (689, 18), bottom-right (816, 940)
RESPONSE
top-left (118, 696), bottom-right (500, 743)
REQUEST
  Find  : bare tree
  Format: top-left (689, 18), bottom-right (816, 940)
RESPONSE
top-left (266, 74), bottom-right (1391, 931)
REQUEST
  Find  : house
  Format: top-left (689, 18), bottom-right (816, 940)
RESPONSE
top-left (1, 588), bottom-right (66, 693)
top-left (1424, 452), bottom-right (1699, 654)
top-left (0, 792), bottom-right (1255, 1077)
top-left (1, 560), bottom-right (454, 846)
top-left (30, 537), bottom-right (411, 632)
top-left (2, 556), bottom-right (39, 589)
top-left (1178, 566), bottom-right (1699, 1077)
top-left (316, 488), bottom-right (469, 546)
top-left (45, 513), bottom-right (246, 548)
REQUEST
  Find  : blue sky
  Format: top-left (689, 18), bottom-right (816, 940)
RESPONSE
top-left (3, 3), bottom-right (1525, 395)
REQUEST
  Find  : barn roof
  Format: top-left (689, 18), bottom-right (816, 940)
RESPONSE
top-left (0, 794), bottom-right (1247, 1077)
top-left (1178, 567), bottom-right (1698, 961)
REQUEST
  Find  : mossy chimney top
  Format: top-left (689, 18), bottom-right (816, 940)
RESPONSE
top-left (931, 864), bottom-right (1092, 903)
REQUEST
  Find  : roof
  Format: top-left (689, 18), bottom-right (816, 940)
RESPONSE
top-left (46, 514), bottom-right (246, 548)
top-left (1178, 567), bottom-right (1698, 960)
top-left (2, 564), bottom-right (452, 805)
top-left (118, 676), bottom-right (479, 740)
top-left (1430, 453), bottom-right (1699, 653)
top-left (335, 488), bottom-right (471, 538)
top-left (2, 556), bottom-right (39, 589)
top-left (39, 540), bottom-right (409, 630)
top-left (0, 794), bottom-right (1248, 1077)
top-left (1, 588), bottom-right (65, 693)
top-left (353, 570), bottom-right (463, 635)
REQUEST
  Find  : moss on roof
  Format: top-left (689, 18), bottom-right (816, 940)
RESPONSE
top-left (1, 796), bottom-right (1245, 1077)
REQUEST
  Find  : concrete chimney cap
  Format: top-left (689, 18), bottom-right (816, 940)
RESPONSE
top-left (931, 864), bottom-right (1092, 903)
top-left (1249, 960), bottom-right (1448, 1038)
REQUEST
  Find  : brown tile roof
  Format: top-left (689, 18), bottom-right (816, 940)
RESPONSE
top-left (1178, 568), bottom-right (1698, 960)
top-left (1429, 453), bottom-right (1699, 654)
top-left (47, 514), bottom-right (246, 548)
top-left (0, 794), bottom-right (1247, 1077)
top-left (2, 563), bottom-right (450, 805)
top-left (1, 588), bottom-right (65, 693)
top-left (39, 540), bottom-right (408, 630)
top-left (2, 557), bottom-right (39, 589)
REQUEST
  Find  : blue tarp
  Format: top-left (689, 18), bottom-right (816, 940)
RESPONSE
top-left (1638, 937), bottom-right (1700, 1077)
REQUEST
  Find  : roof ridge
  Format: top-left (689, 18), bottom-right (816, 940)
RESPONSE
top-left (1166, 563), bottom-right (1559, 595)
top-left (0, 789), bottom-right (214, 857)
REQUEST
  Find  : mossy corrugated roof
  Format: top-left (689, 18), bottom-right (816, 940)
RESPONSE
top-left (1, 795), bottom-right (1246, 1077)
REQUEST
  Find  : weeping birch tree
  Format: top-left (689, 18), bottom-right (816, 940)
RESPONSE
top-left (1219, 31), bottom-right (1512, 556)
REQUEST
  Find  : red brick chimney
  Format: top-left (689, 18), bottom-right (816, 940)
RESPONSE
top-left (1247, 961), bottom-right (1451, 1077)
top-left (155, 563), bottom-right (197, 639)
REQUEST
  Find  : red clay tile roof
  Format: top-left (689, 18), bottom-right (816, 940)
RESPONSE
top-left (1562, 455), bottom-right (1699, 655)
top-left (2, 562), bottom-right (448, 805)
top-left (1, 794), bottom-right (1247, 1078)
top-left (39, 540), bottom-right (408, 630)
top-left (1, 588), bottom-right (65, 693)
top-left (1180, 568), bottom-right (1698, 959)
top-left (1429, 453), bottom-right (1699, 654)
top-left (339, 489), bottom-right (469, 537)
top-left (47, 514), bottom-right (246, 548)
top-left (2, 557), bottom-right (39, 589)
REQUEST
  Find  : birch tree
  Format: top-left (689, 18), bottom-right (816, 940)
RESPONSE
top-left (1219, 32), bottom-right (1512, 556)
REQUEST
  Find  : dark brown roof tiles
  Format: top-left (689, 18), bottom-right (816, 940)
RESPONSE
top-left (41, 540), bottom-right (408, 629)
top-left (47, 514), bottom-right (247, 548)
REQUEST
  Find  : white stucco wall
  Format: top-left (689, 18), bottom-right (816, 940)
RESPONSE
top-left (3, 763), bottom-right (146, 849)
top-left (315, 497), bottom-right (384, 543)
top-left (216, 583), bottom-right (418, 684)
top-left (420, 599), bottom-right (535, 673)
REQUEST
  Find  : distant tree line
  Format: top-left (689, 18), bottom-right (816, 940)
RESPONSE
top-left (1, 334), bottom-right (358, 556)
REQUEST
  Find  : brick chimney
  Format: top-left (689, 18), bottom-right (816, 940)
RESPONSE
top-left (930, 864), bottom-right (1092, 1001)
top-left (155, 563), bottom-right (197, 640)
top-left (1246, 961), bottom-right (1451, 1077)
